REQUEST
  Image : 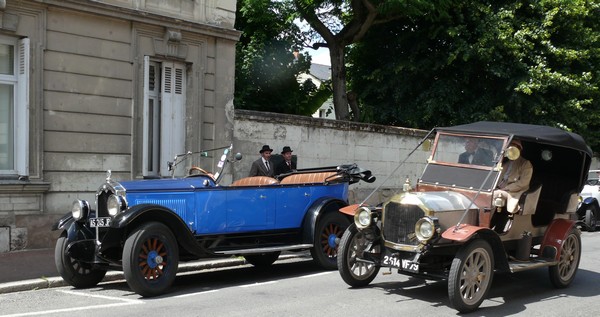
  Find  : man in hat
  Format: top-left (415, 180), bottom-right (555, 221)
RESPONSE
top-left (496, 139), bottom-right (533, 213)
top-left (249, 145), bottom-right (275, 177)
top-left (275, 146), bottom-right (297, 176)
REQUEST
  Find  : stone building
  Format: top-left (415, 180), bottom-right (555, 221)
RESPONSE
top-left (0, 0), bottom-right (239, 252)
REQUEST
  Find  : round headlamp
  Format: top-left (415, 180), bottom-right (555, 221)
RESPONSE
top-left (71, 200), bottom-right (89, 221)
top-left (415, 217), bottom-right (436, 242)
top-left (505, 146), bottom-right (521, 161)
top-left (107, 194), bottom-right (126, 216)
top-left (354, 206), bottom-right (372, 229)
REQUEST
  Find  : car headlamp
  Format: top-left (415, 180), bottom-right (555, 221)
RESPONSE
top-left (415, 217), bottom-right (436, 242)
top-left (107, 194), bottom-right (126, 216)
top-left (354, 206), bottom-right (372, 229)
top-left (71, 200), bottom-right (89, 221)
top-left (505, 146), bottom-right (521, 161)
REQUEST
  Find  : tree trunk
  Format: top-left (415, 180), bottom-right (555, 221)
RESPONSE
top-left (329, 44), bottom-right (350, 121)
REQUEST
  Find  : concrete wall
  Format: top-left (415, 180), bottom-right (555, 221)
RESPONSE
top-left (232, 110), bottom-right (431, 205)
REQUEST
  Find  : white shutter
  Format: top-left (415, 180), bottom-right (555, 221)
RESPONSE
top-left (15, 38), bottom-right (29, 177)
top-left (142, 56), bottom-right (160, 176)
top-left (159, 62), bottom-right (186, 176)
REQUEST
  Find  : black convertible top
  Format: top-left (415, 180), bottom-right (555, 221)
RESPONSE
top-left (437, 121), bottom-right (592, 156)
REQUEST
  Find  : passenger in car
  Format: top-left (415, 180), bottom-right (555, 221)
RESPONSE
top-left (496, 139), bottom-right (533, 213)
top-left (249, 145), bottom-right (275, 177)
top-left (275, 146), bottom-right (296, 177)
top-left (458, 138), bottom-right (493, 166)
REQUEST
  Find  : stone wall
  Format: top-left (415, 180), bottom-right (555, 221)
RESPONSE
top-left (232, 110), bottom-right (431, 205)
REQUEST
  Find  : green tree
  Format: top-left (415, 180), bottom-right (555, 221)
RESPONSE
top-left (234, 0), bottom-right (330, 115)
top-left (349, 0), bottom-right (600, 150)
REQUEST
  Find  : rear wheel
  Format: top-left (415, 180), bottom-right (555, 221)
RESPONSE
top-left (337, 224), bottom-right (380, 287)
top-left (549, 228), bottom-right (581, 288)
top-left (55, 234), bottom-right (107, 288)
top-left (123, 222), bottom-right (179, 297)
top-left (448, 239), bottom-right (494, 313)
top-left (244, 252), bottom-right (281, 267)
top-left (585, 210), bottom-right (597, 232)
top-left (310, 212), bottom-right (350, 269)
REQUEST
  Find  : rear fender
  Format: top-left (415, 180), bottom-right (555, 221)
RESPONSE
top-left (302, 198), bottom-right (349, 244)
top-left (540, 218), bottom-right (577, 261)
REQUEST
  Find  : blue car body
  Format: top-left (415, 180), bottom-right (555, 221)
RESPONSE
top-left (53, 146), bottom-right (374, 297)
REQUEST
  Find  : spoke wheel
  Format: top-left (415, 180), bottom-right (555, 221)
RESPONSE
top-left (549, 228), bottom-right (581, 288)
top-left (55, 234), bottom-right (107, 288)
top-left (123, 222), bottom-right (179, 297)
top-left (310, 212), bottom-right (350, 269)
top-left (448, 239), bottom-right (494, 313)
top-left (337, 224), bottom-right (380, 287)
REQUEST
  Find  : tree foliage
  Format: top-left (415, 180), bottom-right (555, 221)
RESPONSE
top-left (349, 0), bottom-right (600, 150)
top-left (234, 0), bottom-right (329, 115)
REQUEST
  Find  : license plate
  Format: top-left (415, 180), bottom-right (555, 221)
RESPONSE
top-left (89, 217), bottom-right (112, 228)
top-left (382, 254), bottom-right (419, 273)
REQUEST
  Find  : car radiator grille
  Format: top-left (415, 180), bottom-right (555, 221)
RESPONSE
top-left (382, 202), bottom-right (424, 245)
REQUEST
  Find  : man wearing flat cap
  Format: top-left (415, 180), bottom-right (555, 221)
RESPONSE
top-left (275, 146), bottom-right (297, 176)
top-left (249, 145), bottom-right (275, 177)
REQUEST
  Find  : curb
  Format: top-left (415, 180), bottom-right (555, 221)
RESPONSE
top-left (0, 254), bottom-right (305, 294)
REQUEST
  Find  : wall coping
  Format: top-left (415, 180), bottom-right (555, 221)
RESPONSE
top-left (235, 109), bottom-right (428, 137)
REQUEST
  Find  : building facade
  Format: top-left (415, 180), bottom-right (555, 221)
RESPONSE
top-left (0, 0), bottom-right (239, 252)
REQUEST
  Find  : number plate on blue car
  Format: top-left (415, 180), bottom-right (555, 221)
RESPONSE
top-left (89, 217), bottom-right (112, 228)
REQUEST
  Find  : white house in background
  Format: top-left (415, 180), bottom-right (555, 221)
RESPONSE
top-left (298, 63), bottom-right (336, 119)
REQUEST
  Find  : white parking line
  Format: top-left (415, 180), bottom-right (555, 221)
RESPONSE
top-left (0, 302), bottom-right (143, 317)
top-left (171, 289), bottom-right (219, 298)
top-left (299, 271), bottom-right (334, 279)
top-left (57, 289), bottom-right (144, 303)
top-left (238, 281), bottom-right (278, 288)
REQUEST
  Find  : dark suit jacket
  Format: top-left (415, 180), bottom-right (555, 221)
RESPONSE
top-left (275, 160), bottom-right (296, 176)
top-left (249, 158), bottom-right (274, 177)
top-left (458, 148), bottom-right (493, 166)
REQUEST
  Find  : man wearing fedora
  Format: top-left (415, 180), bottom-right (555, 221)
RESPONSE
top-left (249, 145), bottom-right (275, 177)
top-left (275, 146), bottom-right (297, 176)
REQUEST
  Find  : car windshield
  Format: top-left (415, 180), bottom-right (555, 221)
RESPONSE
top-left (432, 134), bottom-right (505, 168)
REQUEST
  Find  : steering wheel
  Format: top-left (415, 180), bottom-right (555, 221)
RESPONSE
top-left (188, 166), bottom-right (210, 176)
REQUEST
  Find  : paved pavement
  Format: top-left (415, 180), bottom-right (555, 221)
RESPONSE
top-left (0, 248), bottom-right (303, 294)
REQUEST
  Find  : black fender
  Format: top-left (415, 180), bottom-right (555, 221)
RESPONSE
top-left (104, 203), bottom-right (206, 256)
top-left (301, 197), bottom-right (350, 244)
top-left (576, 197), bottom-right (600, 218)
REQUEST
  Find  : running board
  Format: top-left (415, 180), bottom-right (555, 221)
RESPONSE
top-left (509, 257), bottom-right (559, 273)
top-left (216, 244), bottom-right (313, 255)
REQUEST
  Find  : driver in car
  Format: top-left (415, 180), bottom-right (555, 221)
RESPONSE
top-left (458, 138), bottom-right (493, 166)
top-left (495, 139), bottom-right (533, 213)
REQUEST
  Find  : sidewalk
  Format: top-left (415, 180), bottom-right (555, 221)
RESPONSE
top-left (0, 248), bottom-right (304, 294)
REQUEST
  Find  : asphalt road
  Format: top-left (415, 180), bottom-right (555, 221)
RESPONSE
top-left (1, 231), bottom-right (599, 317)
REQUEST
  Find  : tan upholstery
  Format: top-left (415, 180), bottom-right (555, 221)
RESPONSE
top-left (519, 184), bottom-right (543, 215)
top-left (279, 172), bottom-right (341, 185)
top-left (231, 176), bottom-right (279, 187)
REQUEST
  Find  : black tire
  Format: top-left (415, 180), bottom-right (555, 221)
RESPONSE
top-left (310, 212), bottom-right (350, 269)
top-left (549, 228), bottom-right (581, 288)
top-left (54, 234), bottom-right (107, 288)
top-left (337, 224), bottom-right (380, 287)
top-left (585, 210), bottom-right (597, 232)
top-left (448, 239), bottom-right (494, 313)
top-left (244, 252), bottom-right (281, 267)
top-left (123, 222), bottom-right (179, 297)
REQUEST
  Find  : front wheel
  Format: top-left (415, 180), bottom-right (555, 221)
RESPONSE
top-left (337, 224), bottom-right (380, 287)
top-left (123, 222), bottom-right (179, 297)
top-left (55, 234), bottom-right (107, 288)
top-left (585, 210), bottom-right (597, 232)
top-left (310, 212), bottom-right (350, 269)
top-left (549, 228), bottom-right (581, 288)
top-left (448, 239), bottom-right (494, 313)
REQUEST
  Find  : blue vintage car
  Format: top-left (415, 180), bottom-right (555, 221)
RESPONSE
top-left (53, 145), bottom-right (374, 297)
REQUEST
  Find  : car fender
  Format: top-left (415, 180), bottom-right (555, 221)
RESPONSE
top-left (540, 218), bottom-right (577, 261)
top-left (105, 203), bottom-right (205, 256)
top-left (302, 198), bottom-right (349, 244)
top-left (442, 225), bottom-right (509, 272)
top-left (576, 197), bottom-right (600, 217)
